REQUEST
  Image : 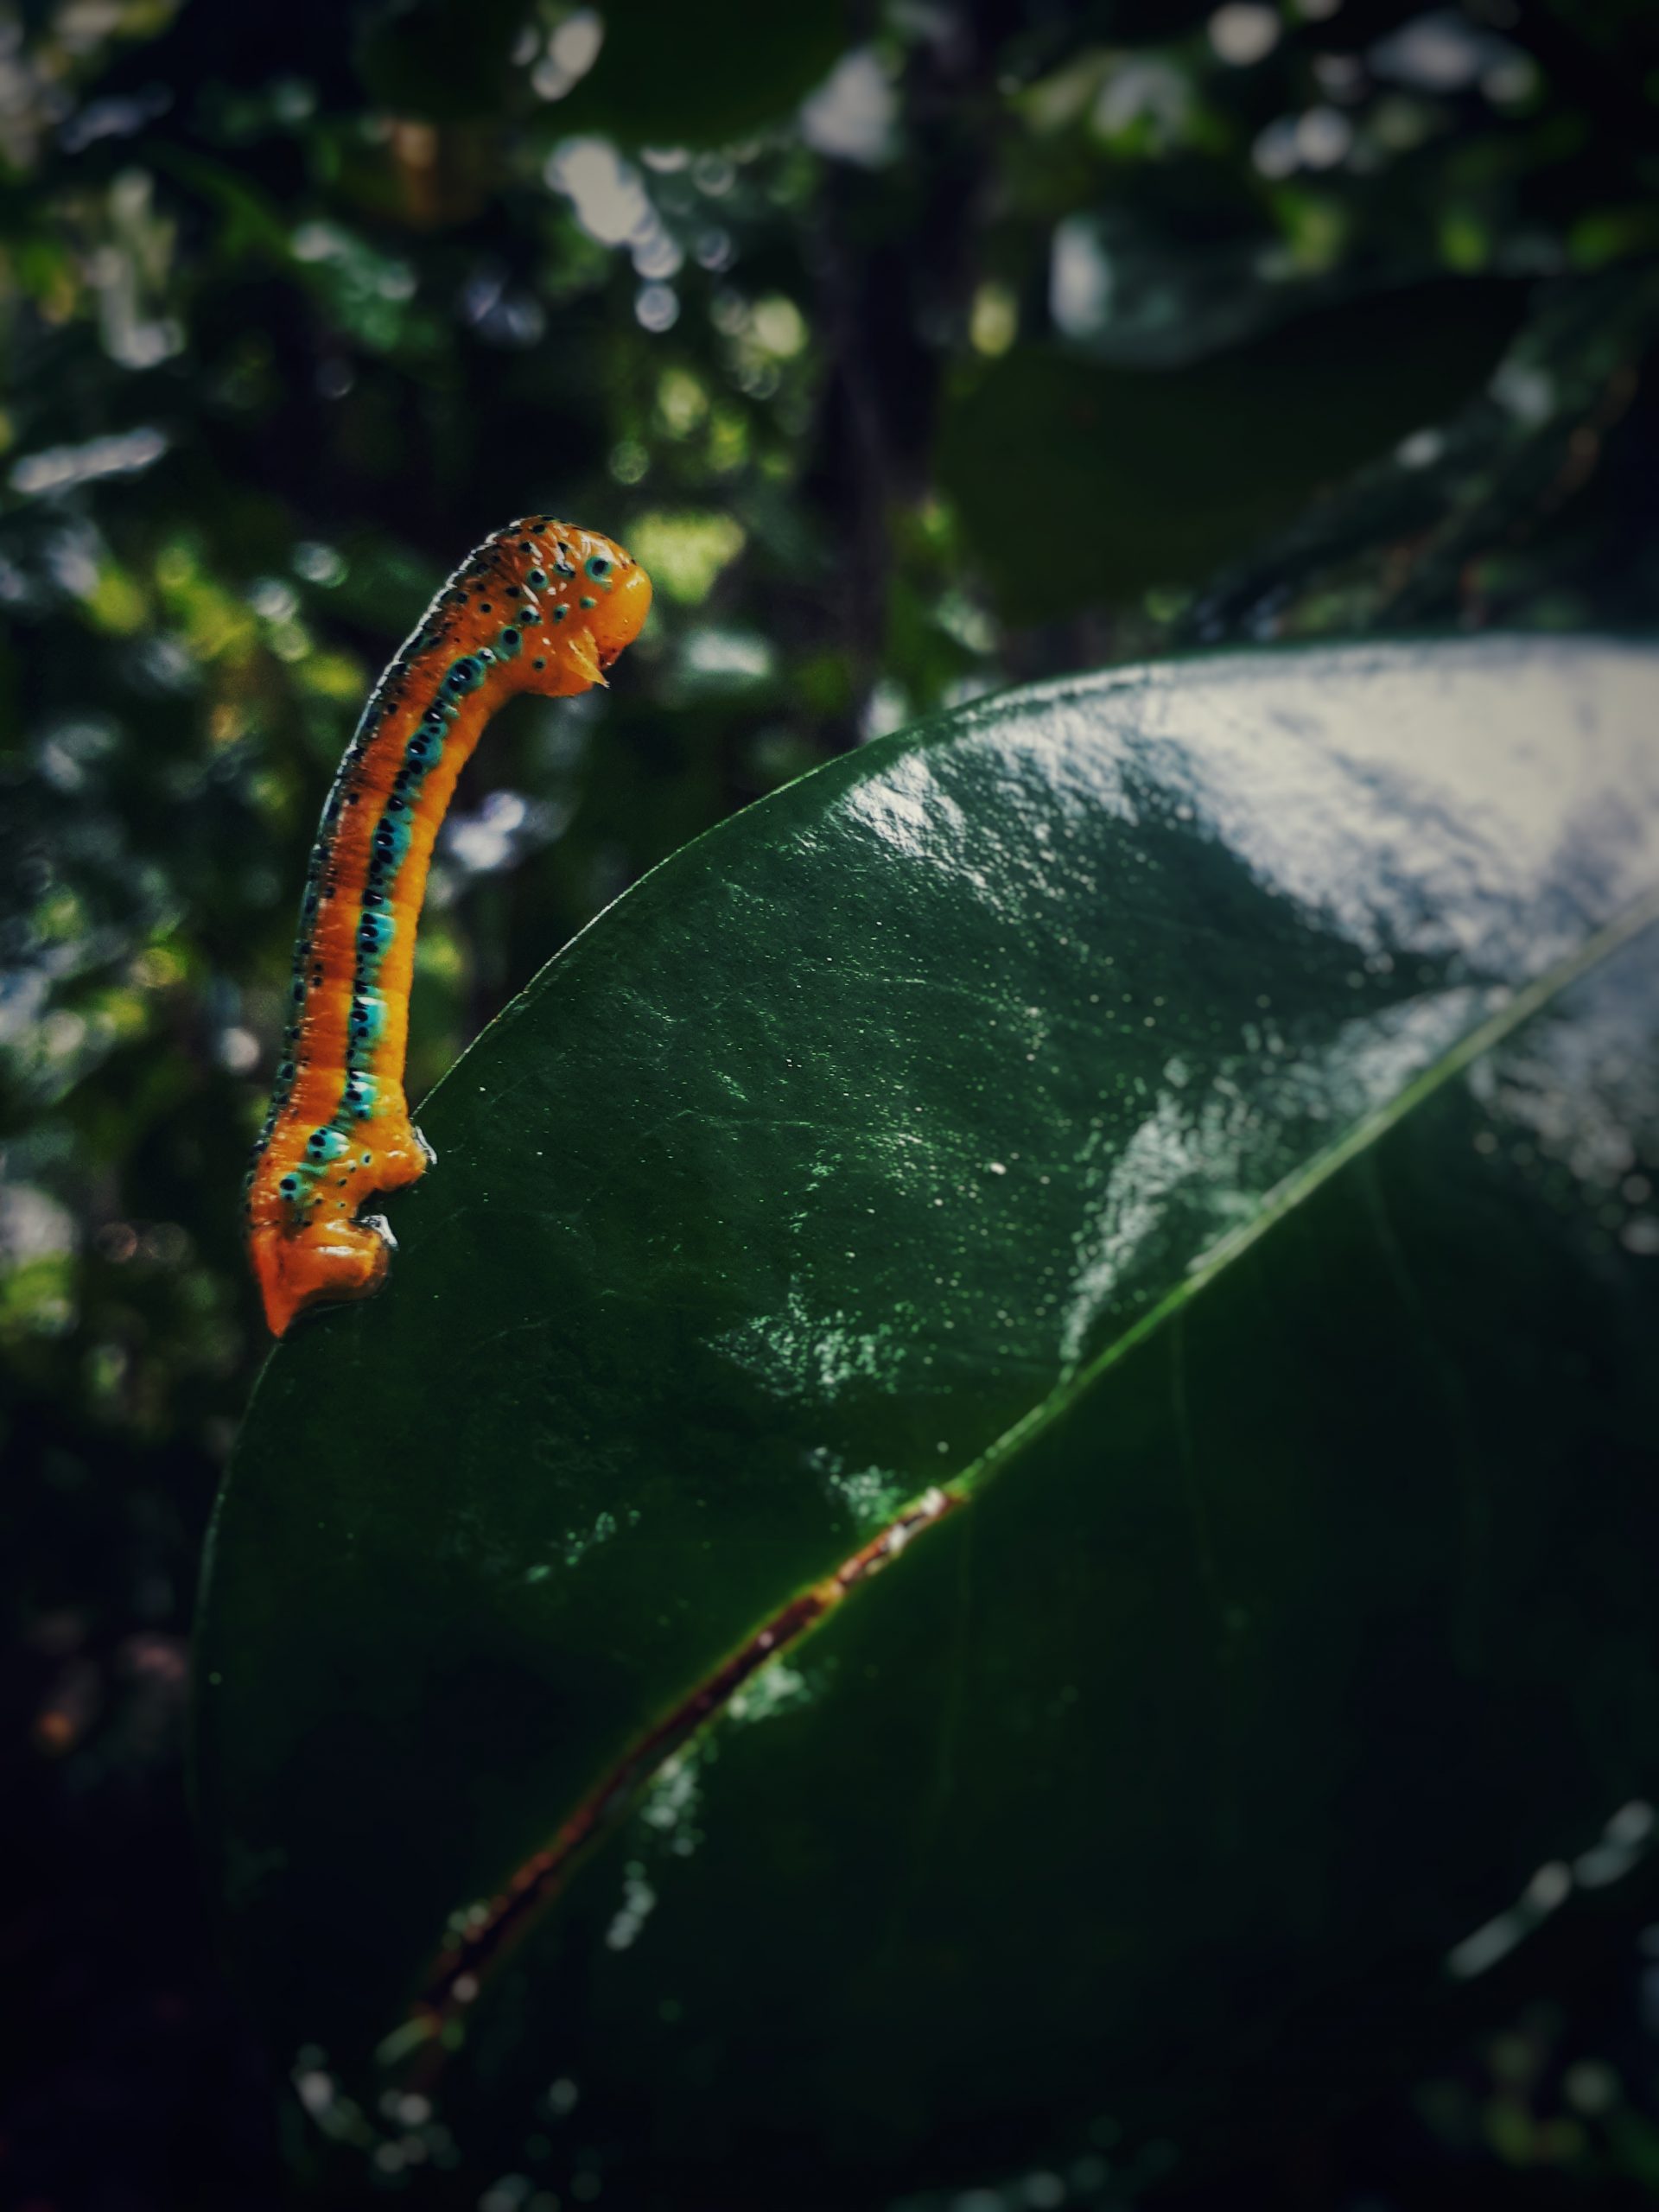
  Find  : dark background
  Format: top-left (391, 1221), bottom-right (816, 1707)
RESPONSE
top-left (3, 0), bottom-right (1658, 2204)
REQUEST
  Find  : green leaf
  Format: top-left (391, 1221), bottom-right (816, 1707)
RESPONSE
top-left (355, 0), bottom-right (533, 123)
top-left (938, 280), bottom-right (1528, 619)
top-left (550, 0), bottom-right (849, 149)
top-left (196, 638), bottom-right (1659, 2204)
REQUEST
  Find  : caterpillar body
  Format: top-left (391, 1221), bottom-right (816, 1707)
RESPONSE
top-left (245, 518), bottom-right (652, 1337)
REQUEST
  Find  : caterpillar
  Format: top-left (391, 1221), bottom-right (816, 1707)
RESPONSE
top-left (245, 518), bottom-right (652, 1337)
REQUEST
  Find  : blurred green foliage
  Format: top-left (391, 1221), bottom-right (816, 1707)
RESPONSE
top-left (1, 0), bottom-right (1657, 2197)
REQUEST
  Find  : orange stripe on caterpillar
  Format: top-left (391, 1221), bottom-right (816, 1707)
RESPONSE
top-left (244, 518), bottom-right (652, 1337)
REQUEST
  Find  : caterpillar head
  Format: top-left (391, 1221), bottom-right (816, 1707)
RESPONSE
top-left (488, 517), bottom-right (652, 695)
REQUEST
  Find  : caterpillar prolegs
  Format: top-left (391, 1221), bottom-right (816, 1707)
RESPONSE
top-left (244, 518), bottom-right (652, 1336)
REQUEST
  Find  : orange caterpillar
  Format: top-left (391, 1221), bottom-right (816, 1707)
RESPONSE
top-left (245, 518), bottom-right (652, 1336)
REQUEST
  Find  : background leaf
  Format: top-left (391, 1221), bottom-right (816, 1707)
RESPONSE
top-left (552, 0), bottom-right (850, 149)
top-left (938, 280), bottom-right (1529, 619)
top-left (196, 638), bottom-right (1659, 2203)
top-left (355, 0), bottom-right (536, 125)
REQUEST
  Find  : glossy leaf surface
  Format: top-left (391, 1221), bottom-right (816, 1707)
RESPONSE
top-left (196, 639), bottom-right (1659, 2205)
